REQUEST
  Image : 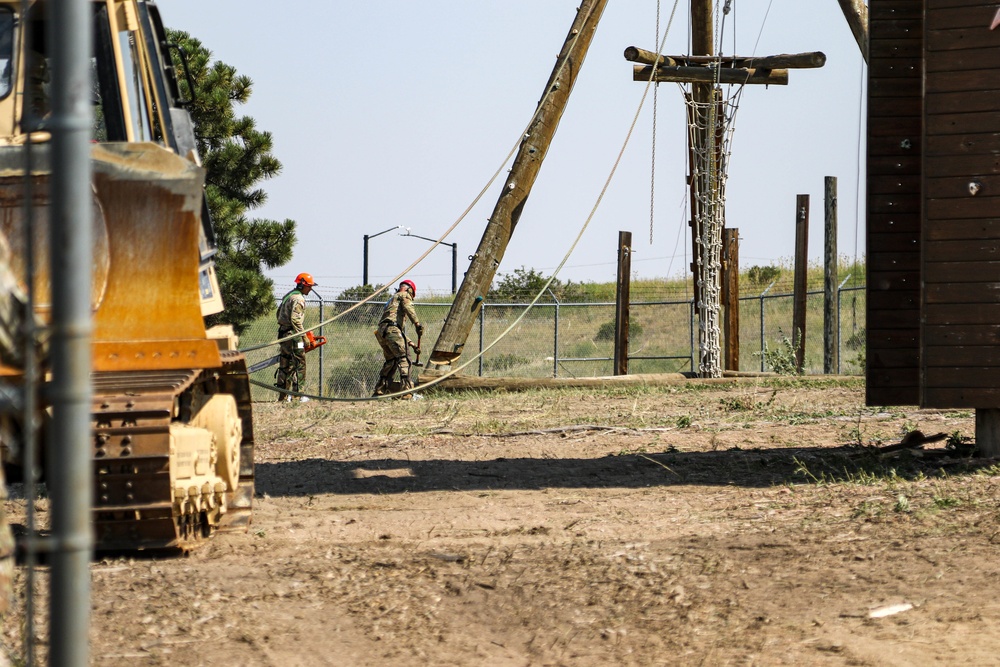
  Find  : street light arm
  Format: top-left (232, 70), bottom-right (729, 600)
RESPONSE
top-left (368, 224), bottom-right (405, 240)
top-left (402, 231), bottom-right (456, 248)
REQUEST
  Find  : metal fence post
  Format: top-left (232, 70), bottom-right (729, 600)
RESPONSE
top-left (478, 303), bottom-right (485, 377)
top-left (836, 276), bottom-right (850, 375)
top-left (317, 295), bottom-right (325, 397)
top-left (689, 298), bottom-right (696, 373)
top-left (759, 280), bottom-right (776, 371)
top-left (548, 288), bottom-right (560, 378)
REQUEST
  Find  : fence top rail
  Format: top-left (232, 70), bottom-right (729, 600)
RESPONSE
top-left (317, 285), bottom-right (869, 309)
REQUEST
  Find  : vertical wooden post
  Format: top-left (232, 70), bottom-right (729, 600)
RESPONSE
top-left (614, 231), bottom-right (632, 376)
top-left (688, 0), bottom-right (714, 324)
top-left (976, 410), bottom-right (1000, 458)
top-left (824, 177), bottom-right (838, 375)
top-left (722, 228), bottom-right (739, 371)
top-left (793, 195), bottom-right (809, 372)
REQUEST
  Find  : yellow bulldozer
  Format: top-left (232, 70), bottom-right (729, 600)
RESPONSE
top-left (0, 0), bottom-right (254, 551)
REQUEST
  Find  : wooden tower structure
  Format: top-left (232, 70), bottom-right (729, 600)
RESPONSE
top-left (866, 0), bottom-right (1000, 455)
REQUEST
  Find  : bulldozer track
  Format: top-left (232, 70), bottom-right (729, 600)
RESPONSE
top-left (91, 351), bottom-right (255, 552)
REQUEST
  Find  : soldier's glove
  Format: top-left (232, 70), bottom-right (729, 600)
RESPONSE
top-left (416, 324), bottom-right (425, 337)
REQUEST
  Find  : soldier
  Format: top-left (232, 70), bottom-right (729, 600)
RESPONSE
top-left (275, 273), bottom-right (316, 402)
top-left (373, 279), bottom-right (423, 397)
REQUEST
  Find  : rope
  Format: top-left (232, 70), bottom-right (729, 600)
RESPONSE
top-left (263, 0), bottom-right (685, 402)
top-left (649, 0), bottom-right (661, 246)
top-left (242, 0), bottom-right (606, 356)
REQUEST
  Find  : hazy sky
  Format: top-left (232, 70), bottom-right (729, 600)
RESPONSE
top-left (163, 1), bottom-right (867, 297)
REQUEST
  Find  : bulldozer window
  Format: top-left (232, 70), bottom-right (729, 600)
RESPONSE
top-left (92, 5), bottom-right (127, 142)
top-left (117, 30), bottom-right (154, 142)
top-left (0, 9), bottom-right (11, 100)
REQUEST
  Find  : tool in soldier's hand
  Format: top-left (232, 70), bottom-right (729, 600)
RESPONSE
top-left (249, 330), bottom-right (327, 373)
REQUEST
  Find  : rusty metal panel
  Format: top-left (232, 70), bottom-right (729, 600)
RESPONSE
top-left (922, 0), bottom-right (1000, 407)
top-left (867, 0), bottom-right (924, 406)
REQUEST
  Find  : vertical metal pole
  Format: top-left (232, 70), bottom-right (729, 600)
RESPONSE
top-left (759, 280), bottom-right (775, 372)
top-left (689, 299), bottom-right (696, 373)
top-left (548, 288), bottom-right (560, 378)
top-left (21, 60), bottom-right (37, 667)
top-left (362, 235), bottom-right (369, 286)
top-left (317, 297), bottom-right (324, 397)
top-left (451, 243), bottom-right (457, 295)
top-left (20, 0), bottom-right (38, 654)
top-left (478, 304), bottom-right (485, 377)
top-left (836, 275), bottom-right (850, 375)
top-left (760, 291), bottom-right (766, 371)
top-left (48, 2), bottom-right (94, 666)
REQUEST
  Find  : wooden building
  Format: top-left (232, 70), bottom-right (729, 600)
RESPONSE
top-left (867, 0), bottom-right (1000, 436)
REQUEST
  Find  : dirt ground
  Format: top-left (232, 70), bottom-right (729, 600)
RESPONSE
top-left (5, 376), bottom-right (1000, 666)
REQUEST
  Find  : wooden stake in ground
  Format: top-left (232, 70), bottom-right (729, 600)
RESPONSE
top-left (793, 195), bottom-right (809, 372)
top-left (614, 231), bottom-right (632, 376)
top-left (722, 228), bottom-right (739, 371)
top-left (824, 176), bottom-right (838, 375)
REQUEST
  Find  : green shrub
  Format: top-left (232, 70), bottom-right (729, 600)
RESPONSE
top-left (747, 265), bottom-right (782, 288)
top-left (483, 353), bottom-right (530, 373)
top-left (327, 352), bottom-right (380, 397)
top-left (594, 320), bottom-right (644, 342)
top-left (758, 329), bottom-right (803, 375)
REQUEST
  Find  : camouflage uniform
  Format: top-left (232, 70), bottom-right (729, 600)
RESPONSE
top-left (373, 289), bottom-right (421, 396)
top-left (275, 287), bottom-right (307, 397)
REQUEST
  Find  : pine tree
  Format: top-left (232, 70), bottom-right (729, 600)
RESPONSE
top-left (167, 29), bottom-right (296, 332)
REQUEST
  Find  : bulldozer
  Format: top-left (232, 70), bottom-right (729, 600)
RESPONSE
top-left (0, 0), bottom-right (254, 551)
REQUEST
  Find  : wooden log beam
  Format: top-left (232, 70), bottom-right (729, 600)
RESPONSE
top-left (417, 370), bottom-right (856, 394)
top-left (624, 46), bottom-right (825, 70)
top-left (622, 46), bottom-right (677, 67)
top-left (633, 65), bottom-right (789, 86)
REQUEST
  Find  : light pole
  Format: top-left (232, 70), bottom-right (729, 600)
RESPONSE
top-left (363, 225), bottom-right (404, 286)
top-left (401, 229), bottom-right (458, 294)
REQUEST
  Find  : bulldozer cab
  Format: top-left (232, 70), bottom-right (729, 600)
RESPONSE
top-left (0, 0), bottom-right (223, 317)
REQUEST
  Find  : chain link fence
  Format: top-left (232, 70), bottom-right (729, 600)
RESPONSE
top-left (237, 284), bottom-right (867, 400)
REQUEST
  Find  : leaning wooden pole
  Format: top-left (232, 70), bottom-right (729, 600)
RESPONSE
top-left (836, 0), bottom-right (869, 64)
top-left (429, 0), bottom-right (609, 366)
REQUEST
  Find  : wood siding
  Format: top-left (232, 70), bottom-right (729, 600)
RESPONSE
top-left (922, 0), bottom-right (1000, 407)
top-left (866, 0), bottom-right (923, 405)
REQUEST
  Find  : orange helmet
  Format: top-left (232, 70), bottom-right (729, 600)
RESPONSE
top-left (295, 272), bottom-right (317, 287)
top-left (400, 279), bottom-right (416, 296)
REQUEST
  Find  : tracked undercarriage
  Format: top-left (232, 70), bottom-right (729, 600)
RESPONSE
top-left (91, 352), bottom-right (254, 551)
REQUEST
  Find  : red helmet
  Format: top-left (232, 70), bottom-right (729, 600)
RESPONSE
top-left (295, 272), bottom-right (317, 287)
top-left (399, 279), bottom-right (416, 296)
